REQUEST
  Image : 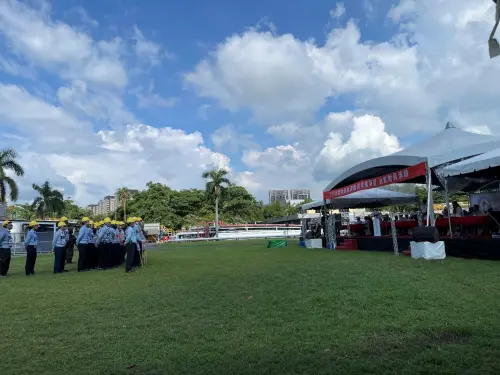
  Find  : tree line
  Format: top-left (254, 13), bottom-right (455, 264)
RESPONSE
top-left (1, 148), bottom-right (310, 229)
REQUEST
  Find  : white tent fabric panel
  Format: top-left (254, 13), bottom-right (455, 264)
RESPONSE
top-left (443, 148), bottom-right (500, 177)
top-left (301, 188), bottom-right (418, 210)
top-left (323, 125), bottom-right (500, 192)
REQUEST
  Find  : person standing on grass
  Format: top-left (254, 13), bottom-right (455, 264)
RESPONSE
top-left (24, 220), bottom-right (39, 276)
top-left (98, 217), bottom-right (113, 270)
top-left (76, 217), bottom-right (91, 272)
top-left (118, 222), bottom-right (126, 265)
top-left (52, 221), bottom-right (68, 274)
top-left (124, 218), bottom-right (138, 273)
top-left (59, 216), bottom-right (69, 272)
top-left (66, 229), bottom-right (76, 264)
top-left (88, 220), bottom-right (97, 269)
top-left (110, 220), bottom-right (120, 268)
top-left (0, 220), bottom-right (14, 278)
top-left (133, 217), bottom-right (146, 267)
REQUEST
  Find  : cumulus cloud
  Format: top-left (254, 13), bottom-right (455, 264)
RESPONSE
top-left (211, 125), bottom-right (256, 153)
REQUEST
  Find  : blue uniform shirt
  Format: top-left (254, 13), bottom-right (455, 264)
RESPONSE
top-left (0, 228), bottom-right (13, 249)
top-left (111, 228), bottom-right (120, 244)
top-left (88, 229), bottom-right (96, 244)
top-left (125, 226), bottom-right (137, 244)
top-left (77, 226), bottom-right (90, 244)
top-left (52, 229), bottom-right (67, 249)
top-left (98, 225), bottom-right (114, 243)
top-left (24, 229), bottom-right (38, 247)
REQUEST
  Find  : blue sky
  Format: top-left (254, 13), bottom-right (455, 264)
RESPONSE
top-left (0, 0), bottom-right (498, 205)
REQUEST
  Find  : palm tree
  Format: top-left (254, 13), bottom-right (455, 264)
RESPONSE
top-left (31, 181), bottom-right (64, 219)
top-left (0, 148), bottom-right (24, 202)
top-left (202, 169), bottom-right (230, 238)
top-left (116, 187), bottom-right (130, 221)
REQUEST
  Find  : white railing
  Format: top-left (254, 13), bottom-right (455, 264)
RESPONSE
top-left (166, 234), bottom-right (299, 243)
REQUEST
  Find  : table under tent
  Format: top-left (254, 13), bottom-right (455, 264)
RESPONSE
top-left (315, 123), bottom-right (500, 260)
top-left (300, 188), bottom-right (419, 251)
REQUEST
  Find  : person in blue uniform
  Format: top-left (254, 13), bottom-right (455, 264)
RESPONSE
top-left (24, 220), bottom-right (39, 276)
top-left (88, 220), bottom-right (98, 269)
top-left (124, 218), bottom-right (138, 273)
top-left (118, 222), bottom-right (126, 265)
top-left (133, 217), bottom-right (145, 267)
top-left (0, 220), bottom-right (14, 277)
top-left (60, 216), bottom-right (69, 272)
top-left (110, 221), bottom-right (120, 268)
top-left (52, 221), bottom-right (68, 274)
top-left (76, 217), bottom-right (91, 272)
top-left (98, 217), bottom-right (113, 270)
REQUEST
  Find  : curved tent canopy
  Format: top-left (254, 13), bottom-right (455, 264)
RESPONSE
top-left (443, 148), bottom-right (500, 177)
top-left (301, 188), bottom-right (418, 211)
top-left (324, 124), bottom-right (500, 192)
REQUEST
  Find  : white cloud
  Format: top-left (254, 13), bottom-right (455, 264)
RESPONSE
top-left (0, 0), bottom-right (127, 87)
top-left (236, 114), bottom-right (400, 200)
top-left (134, 81), bottom-right (177, 109)
top-left (211, 125), bottom-right (256, 153)
top-left (133, 25), bottom-right (171, 66)
top-left (330, 3), bottom-right (346, 20)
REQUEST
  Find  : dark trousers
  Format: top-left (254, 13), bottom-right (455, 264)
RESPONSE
top-left (88, 244), bottom-right (97, 268)
top-left (99, 243), bottom-right (110, 269)
top-left (77, 244), bottom-right (88, 271)
top-left (0, 248), bottom-right (11, 276)
top-left (54, 247), bottom-right (64, 273)
top-left (25, 245), bottom-right (37, 275)
top-left (66, 245), bottom-right (74, 263)
top-left (121, 245), bottom-right (126, 264)
top-left (60, 246), bottom-right (67, 271)
top-left (133, 242), bottom-right (142, 267)
top-left (112, 243), bottom-right (120, 267)
top-left (125, 243), bottom-right (136, 272)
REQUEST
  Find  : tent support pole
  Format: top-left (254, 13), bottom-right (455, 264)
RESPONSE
top-left (444, 178), bottom-right (453, 238)
top-left (426, 161), bottom-right (435, 226)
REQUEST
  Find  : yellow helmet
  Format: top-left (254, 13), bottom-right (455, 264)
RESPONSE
top-left (2, 220), bottom-right (12, 226)
top-left (57, 221), bottom-right (66, 228)
top-left (126, 217), bottom-right (135, 224)
top-left (29, 220), bottom-right (38, 227)
top-left (136, 217), bottom-right (142, 221)
top-left (89, 220), bottom-right (94, 225)
top-left (103, 217), bottom-right (111, 224)
top-left (111, 220), bottom-right (117, 225)
top-left (81, 217), bottom-right (90, 223)
top-left (60, 216), bottom-right (69, 222)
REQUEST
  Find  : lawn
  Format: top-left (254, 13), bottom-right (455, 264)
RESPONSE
top-left (2, 241), bottom-right (500, 375)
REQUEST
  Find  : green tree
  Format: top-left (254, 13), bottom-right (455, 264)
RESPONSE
top-left (62, 199), bottom-right (91, 220)
top-left (31, 181), bottom-right (64, 219)
top-left (116, 187), bottom-right (131, 221)
top-left (128, 182), bottom-right (182, 229)
top-left (0, 148), bottom-right (24, 202)
top-left (8, 203), bottom-right (36, 220)
top-left (262, 201), bottom-right (286, 220)
top-left (202, 169), bottom-right (230, 237)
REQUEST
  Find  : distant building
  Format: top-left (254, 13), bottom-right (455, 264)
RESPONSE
top-left (87, 204), bottom-right (98, 216)
top-left (269, 190), bottom-right (289, 204)
top-left (269, 189), bottom-right (311, 205)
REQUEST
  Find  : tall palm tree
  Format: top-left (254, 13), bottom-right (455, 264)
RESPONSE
top-left (116, 187), bottom-right (130, 221)
top-left (202, 169), bottom-right (230, 238)
top-left (0, 148), bottom-right (24, 202)
top-left (31, 181), bottom-right (64, 219)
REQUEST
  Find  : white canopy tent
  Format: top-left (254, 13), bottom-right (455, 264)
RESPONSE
top-left (323, 123), bottom-right (500, 192)
top-left (301, 188), bottom-right (418, 211)
top-left (443, 148), bottom-right (500, 177)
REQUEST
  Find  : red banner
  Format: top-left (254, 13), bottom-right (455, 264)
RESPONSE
top-left (323, 162), bottom-right (427, 200)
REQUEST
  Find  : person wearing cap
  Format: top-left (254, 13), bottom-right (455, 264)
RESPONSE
top-left (59, 216), bottom-right (70, 272)
top-left (76, 217), bottom-right (91, 272)
top-left (117, 222), bottom-right (126, 265)
top-left (0, 220), bottom-right (14, 277)
top-left (124, 218), bottom-right (138, 273)
top-left (98, 217), bottom-right (113, 270)
top-left (52, 221), bottom-right (68, 274)
top-left (110, 220), bottom-right (120, 268)
top-left (87, 220), bottom-right (98, 269)
top-left (66, 229), bottom-right (77, 264)
top-left (24, 220), bottom-right (39, 276)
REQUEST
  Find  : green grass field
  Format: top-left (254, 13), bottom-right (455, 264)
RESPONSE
top-left (2, 241), bottom-right (500, 375)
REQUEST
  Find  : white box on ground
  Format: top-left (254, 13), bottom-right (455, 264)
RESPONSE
top-left (305, 239), bottom-right (323, 249)
top-left (410, 241), bottom-right (446, 260)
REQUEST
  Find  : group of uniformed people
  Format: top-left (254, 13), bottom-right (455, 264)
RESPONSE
top-left (0, 215), bottom-right (146, 277)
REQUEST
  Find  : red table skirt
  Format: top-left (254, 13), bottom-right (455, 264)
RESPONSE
top-left (430, 216), bottom-right (489, 228)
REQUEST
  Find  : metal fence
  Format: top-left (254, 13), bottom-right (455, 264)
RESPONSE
top-left (11, 232), bottom-right (54, 256)
top-left (166, 234), bottom-right (300, 243)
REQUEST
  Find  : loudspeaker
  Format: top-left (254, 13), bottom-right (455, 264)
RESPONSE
top-left (412, 226), bottom-right (440, 243)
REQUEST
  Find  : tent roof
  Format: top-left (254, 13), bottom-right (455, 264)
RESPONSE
top-left (324, 123), bottom-right (500, 192)
top-left (301, 188), bottom-right (418, 210)
top-left (443, 148), bottom-right (500, 177)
